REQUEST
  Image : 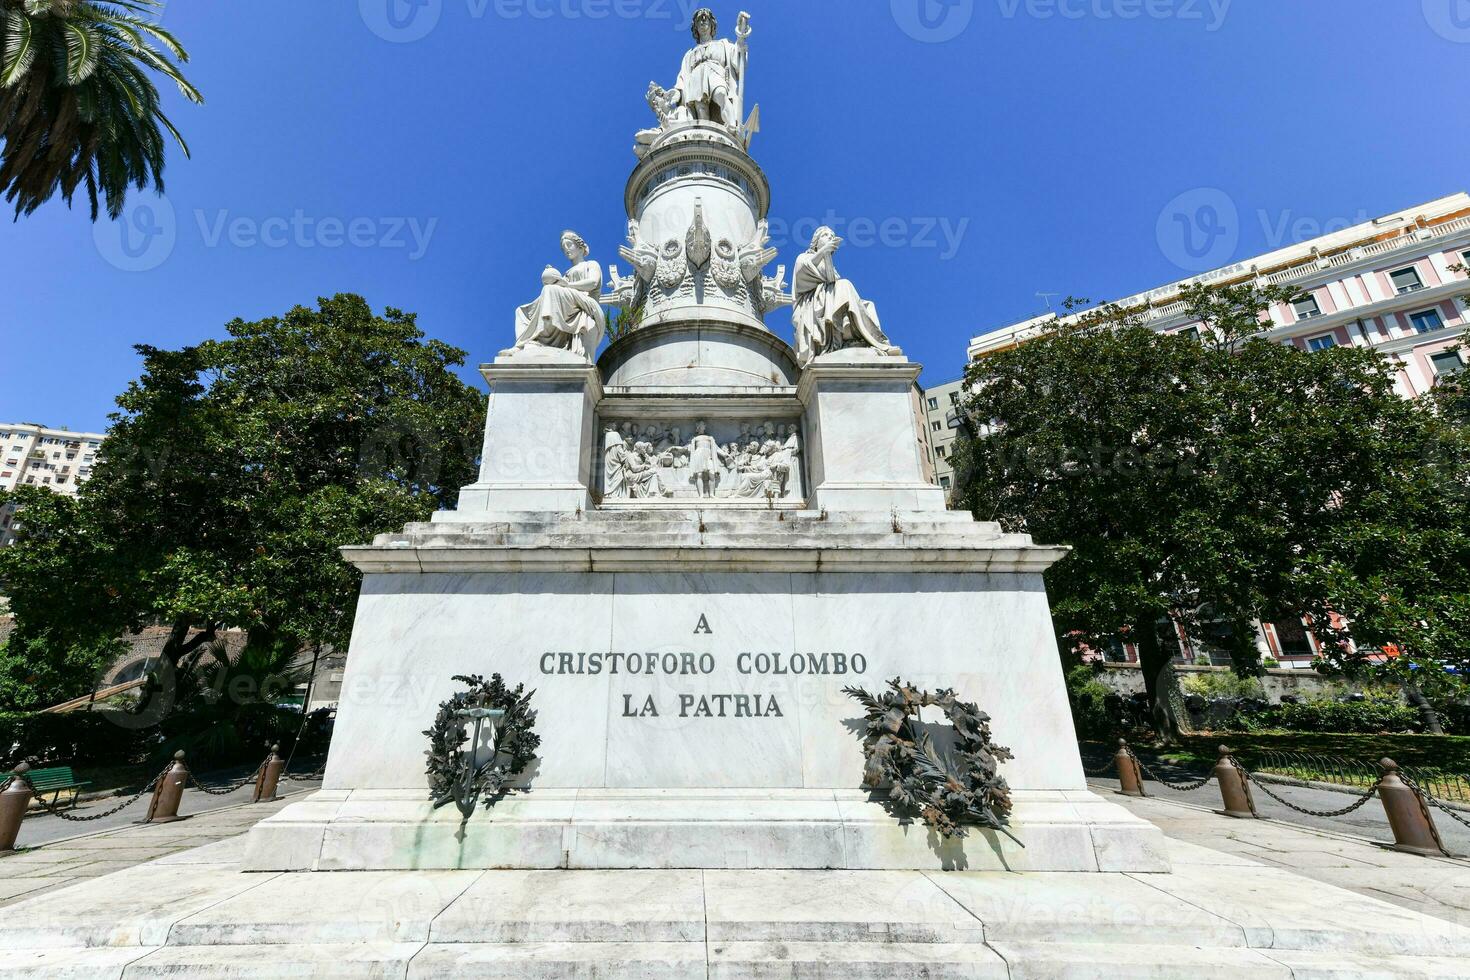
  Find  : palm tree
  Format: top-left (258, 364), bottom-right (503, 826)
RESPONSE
top-left (0, 0), bottom-right (201, 220)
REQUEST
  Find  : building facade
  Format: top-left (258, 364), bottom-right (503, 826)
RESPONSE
top-left (966, 192), bottom-right (1470, 670)
top-left (0, 423), bottom-right (106, 546)
top-left (918, 377), bottom-right (966, 499)
top-left (971, 192), bottom-right (1470, 389)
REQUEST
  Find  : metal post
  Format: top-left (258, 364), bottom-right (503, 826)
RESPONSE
top-left (146, 751), bottom-right (189, 824)
top-left (0, 763), bottom-right (33, 854)
top-left (1213, 745), bottom-right (1257, 819)
top-left (252, 745), bottom-right (285, 803)
top-left (1377, 758), bottom-right (1447, 857)
top-left (1115, 739), bottom-right (1145, 797)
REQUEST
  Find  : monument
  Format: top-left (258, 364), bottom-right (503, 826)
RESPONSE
top-left (244, 9), bottom-right (1165, 874)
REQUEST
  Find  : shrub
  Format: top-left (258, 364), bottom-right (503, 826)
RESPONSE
top-left (1065, 665), bottom-right (1114, 740)
top-left (1181, 671), bottom-right (1265, 700)
top-left (0, 710), bottom-right (160, 770)
top-left (1245, 694), bottom-right (1420, 734)
top-left (1262, 658), bottom-right (1280, 669)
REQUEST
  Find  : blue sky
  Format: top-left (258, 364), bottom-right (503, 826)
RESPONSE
top-left (5, 0), bottom-right (1470, 431)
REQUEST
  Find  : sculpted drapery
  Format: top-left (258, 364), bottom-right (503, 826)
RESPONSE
top-left (791, 227), bottom-right (897, 368)
top-left (512, 231), bottom-right (606, 359)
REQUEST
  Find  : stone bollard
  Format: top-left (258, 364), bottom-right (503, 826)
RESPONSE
top-left (146, 751), bottom-right (189, 824)
top-left (1, 763), bottom-right (34, 854)
top-left (1115, 739), bottom-right (1146, 797)
top-left (1377, 758), bottom-right (1447, 857)
top-left (1213, 745), bottom-right (1257, 819)
top-left (252, 745), bottom-right (285, 803)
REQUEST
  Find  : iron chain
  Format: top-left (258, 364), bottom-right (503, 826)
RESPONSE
top-left (1237, 764), bottom-right (1378, 818)
top-left (18, 765), bottom-right (169, 823)
top-left (1127, 748), bottom-right (1212, 792)
top-left (188, 758), bottom-right (267, 797)
top-left (1403, 773), bottom-right (1470, 833)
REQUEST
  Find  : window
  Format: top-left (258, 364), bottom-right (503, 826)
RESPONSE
top-left (0, 472), bottom-right (9, 479)
top-left (930, 421), bottom-right (942, 432)
top-left (1178, 326), bottom-right (1200, 341)
top-left (949, 392), bottom-right (960, 405)
top-left (87, 440), bottom-right (99, 448)
top-left (51, 452), bottom-right (59, 460)
top-left (1307, 334), bottom-right (1337, 352)
top-left (926, 397), bottom-right (937, 410)
top-left (1460, 249), bottom-right (1470, 271)
top-left (1431, 351), bottom-right (1465, 377)
top-left (1410, 308), bottom-right (1445, 334)
top-left (935, 446), bottom-right (947, 459)
top-left (939, 476), bottom-right (951, 489)
top-left (1292, 295), bottom-right (1322, 319)
top-left (1390, 266), bottom-right (1424, 294)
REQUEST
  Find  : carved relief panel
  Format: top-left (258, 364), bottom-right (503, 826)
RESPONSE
top-left (599, 417), bottom-right (805, 504)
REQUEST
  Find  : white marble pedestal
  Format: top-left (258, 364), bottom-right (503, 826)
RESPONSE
top-left (456, 353), bottom-right (602, 514)
top-left (798, 352), bottom-right (948, 513)
top-left (242, 509), bottom-right (1166, 874)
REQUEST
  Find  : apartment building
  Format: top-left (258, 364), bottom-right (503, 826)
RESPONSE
top-left (918, 378), bottom-right (966, 499)
top-left (0, 423), bottom-right (106, 546)
top-left (971, 192), bottom-right (1470, 390)
top-left (965, 191), bottom-right (1470, 669)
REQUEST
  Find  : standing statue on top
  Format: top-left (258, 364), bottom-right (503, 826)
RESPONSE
top-left (791, 226), bottom-right (902, 368)
top-left (507, 230), bottom-right (606, 361)
top-left (649, 9), bottom-right (751, 136)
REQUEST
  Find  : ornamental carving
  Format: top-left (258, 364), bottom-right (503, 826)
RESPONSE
top-left (601, 418), bottom-right (802, 502)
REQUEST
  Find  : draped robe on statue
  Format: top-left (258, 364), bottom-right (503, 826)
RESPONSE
top-left (675, 38), bottom-right (745, 128)
top-left (514, 260), bottom-right (607, 357)
top-left (791, 250), bottom-right (896, 368)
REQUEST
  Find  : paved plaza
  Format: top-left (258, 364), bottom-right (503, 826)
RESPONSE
top-left (3, 786), bottom-right (1470, 977)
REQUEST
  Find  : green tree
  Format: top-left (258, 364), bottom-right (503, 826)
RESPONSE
top-left (952, 282), bottom-right (1461, 740)
top-left (0, 0), bottom-right (200, 219)
top-left (0, 294), bottom-right (486, 714)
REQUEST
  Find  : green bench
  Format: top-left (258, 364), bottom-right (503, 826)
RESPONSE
top-left (6, 766), bottom-right (91, 809)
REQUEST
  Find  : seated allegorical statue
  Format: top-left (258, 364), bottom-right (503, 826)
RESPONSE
top-left (791, 226), bottom-right (901, 369)
top-left (508, 230), bottom-right (606, 360)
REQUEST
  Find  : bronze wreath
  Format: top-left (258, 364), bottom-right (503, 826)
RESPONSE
top-left (424, 674), bottom-right (539, 819)
top-left (844, 678), bottom-right (1019, 843)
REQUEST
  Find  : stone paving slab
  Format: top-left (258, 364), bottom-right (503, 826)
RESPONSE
top-left (988, 941), bottom-right (1292, 979)
top-left (708, 941), bottom-right (1007, 978)
top-left (4, 863), bottom-right (281, 949)
top-left (428, 869), bottom-right (707, 943)
top-left (702, 869), bottom-right (986, 944)
top-left (1100, 785), bottom-right (1470, 928)
top-left (0, 946), bottom-right (160, 980)
top-left (408, 941), bottom-right (707, 979)
top-left (923, 867), bottom-right (1248, 947)
top-left (127, 942), bottom-right (424, 979)
top-left (0, 791), bottom-right (310, 907)
top-left (167, 869), bottom-right (483, 946)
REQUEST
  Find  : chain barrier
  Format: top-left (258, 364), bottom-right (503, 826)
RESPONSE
top-left (17, 764), bottom-right (171, 823)
top-left (1126, 747), bottom-right (1213, 792)
top-left (282, 758), bottom-right (327, 782)
top-left (1080, 758), bottom-right (1115, 777)
top-left (1404, 774), bottom-right (1470, 832)
top-left (187, 757), bottom-right (267, 797)
top-left (1235, 762), bottom-right (1379, 818)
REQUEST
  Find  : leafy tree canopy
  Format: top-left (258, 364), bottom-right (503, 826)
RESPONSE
top-left (0, 294), bottom-right (486, 710)
top-left (952, 282), bottom-right (1469, 737)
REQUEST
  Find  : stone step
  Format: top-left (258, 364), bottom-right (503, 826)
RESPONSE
top-left (9, 941), bottom-right (1470, 979)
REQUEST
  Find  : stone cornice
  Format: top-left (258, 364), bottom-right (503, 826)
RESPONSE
top-left (341, 542), bottom-right (1069, 575)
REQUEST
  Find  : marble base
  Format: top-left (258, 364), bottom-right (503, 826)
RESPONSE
top-left (8, 836), bottom-right (1470, 979)
top-left (241, 788), bottom-right (1168, 873)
